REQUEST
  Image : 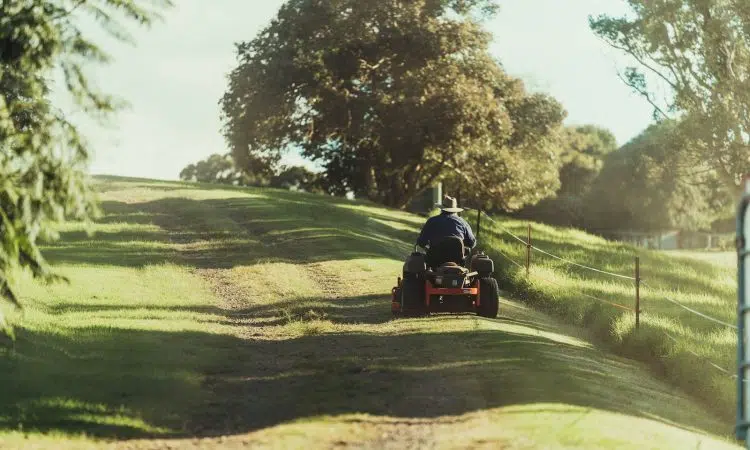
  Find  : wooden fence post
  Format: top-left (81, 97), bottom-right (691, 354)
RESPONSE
top-left (475, 208), bottom-right (481, 238)
top-left (526, 224), bottom-right (532, 277)
top-left (635, 256), bottom-right (641, 329)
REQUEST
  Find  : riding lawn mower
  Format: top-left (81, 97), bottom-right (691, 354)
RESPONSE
top-left (391, 214), bottom-right (500, 318)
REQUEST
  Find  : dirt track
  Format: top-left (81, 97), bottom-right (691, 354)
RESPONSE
top-left (76, 184), bottom-right (739, 450)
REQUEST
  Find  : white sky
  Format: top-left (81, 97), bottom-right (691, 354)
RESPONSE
top-left (52, 0), bottom-right (654, 181)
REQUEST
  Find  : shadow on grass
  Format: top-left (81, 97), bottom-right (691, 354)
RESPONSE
top-left (13, 178), bottom-right (731, 443)
top-left (487, 239), bottom-right (738, 425)
top-left (43, 293), bottom-right (393, 327)
top-left (0, 316), bottom-right (728, 441)
top-left (42, 195), bottom-right (419, 269)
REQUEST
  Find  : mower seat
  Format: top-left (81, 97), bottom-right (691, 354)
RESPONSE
top-left (427, 236), bottom-right (465, 268)
top-left (435, 263), bottom-right (469, 275)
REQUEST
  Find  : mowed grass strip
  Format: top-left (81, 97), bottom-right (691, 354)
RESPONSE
top-left (0, 176), bottom-right (741, 449)
top-left (0, 182), bottom-right (272, 441)
top-left (482, 217), bottom-right (738, 423)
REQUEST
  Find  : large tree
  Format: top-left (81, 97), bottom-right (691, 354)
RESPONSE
top-left (590, 1), bottom-right (750, 196)
top-left (0, 0), bottom-right (171, 316)
top-left (221, 0), bottom-right (566, 209)
top-left (440, 76), bottom-right (567, 211)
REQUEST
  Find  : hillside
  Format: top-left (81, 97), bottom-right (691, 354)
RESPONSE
top-left (480, 216), bottom-right (738, 424)
top-left (665, 250), bottom-right (736, 269)
top-left (0, 176), bottom-right (741, 449)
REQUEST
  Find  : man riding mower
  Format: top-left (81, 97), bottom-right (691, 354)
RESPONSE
top-left (391, 196), bottom-right (500, 318)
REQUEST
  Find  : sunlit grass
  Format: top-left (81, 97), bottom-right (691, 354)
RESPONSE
top-left (0, 176), bottom-right (742, 448)
top-left (483, 216), bottom-right (738, 423)
top-left (667, 250), bottom-right (737, 268)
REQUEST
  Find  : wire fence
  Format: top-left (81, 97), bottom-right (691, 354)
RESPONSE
top-left (662, 331), bottom-right (737, 379)
top-left (469, 208), bottom-right (739, 381)
top-left (530, 244), bottom-right (637, 281)
top-left (640, 280), bottom-right (737, 330)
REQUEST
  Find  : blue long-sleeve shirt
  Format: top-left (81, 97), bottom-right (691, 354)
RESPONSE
top-left (416, 212), bottom-right (476, 249)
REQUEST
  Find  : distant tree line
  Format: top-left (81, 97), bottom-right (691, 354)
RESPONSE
top-left (519, 0), bottom-right (749, 235)
top-left (180, 0), bottom-right (742, 236)
top-left (183, 121), bottom-right (732, 236)
top-left (215, 0), bottom-right (566, 210)
top-left (513, 120), bottom-right (733, 234)
top-left (179, 153), bottom-right (325, 193)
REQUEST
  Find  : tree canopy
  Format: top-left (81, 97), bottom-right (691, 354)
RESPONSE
top-left (590, 1), bottom-right (750, 195)
top-left (180, 153), bottom-right (261, 186)
top-left (513, 124), bottom-right (617, 227)
top-left (0, 0), bottom-right (171, 314)
top-left (179, 153), bottom-right (324, 194)
top-left (221, 0), bottom-right (566, 209)
top-left (557, 125), bottom-right (617, 197)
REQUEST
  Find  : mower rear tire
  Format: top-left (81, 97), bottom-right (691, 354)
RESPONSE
top-left (401, 277), bottom-right (425, 314)
top-left (477, 277), bottom-right (499, 318)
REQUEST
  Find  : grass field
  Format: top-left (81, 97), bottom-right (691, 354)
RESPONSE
top-left (665, 250), bottom-right (736, 268)
top-left (481, 218), bottom-right (738, 425)
top-left (0, 176), bottom-right (741, 449)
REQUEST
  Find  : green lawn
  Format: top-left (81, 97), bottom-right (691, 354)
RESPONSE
top-left (481, 217), bottom-right (738, 425)
top-left (0, 176), bottom-right (741, 449)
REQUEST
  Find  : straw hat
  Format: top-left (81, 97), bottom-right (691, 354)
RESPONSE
top-left (439, 195), bottom-right (463, 213)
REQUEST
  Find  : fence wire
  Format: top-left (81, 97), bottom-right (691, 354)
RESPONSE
top-left (530, 244), bottom-right (637, 281)
top-left (492, 246), bottom-right (525, 270)
top-left (641, 281), bottom-right (737, 331)
top-left (662, 331), bottom-right (740, 380)
top-left (530, 271), bottom-right (635, 312)
top-left (475, 210), bottom-right (637, 281)
top-left (476, 210), bottom-right (737, 329)
top-left (491, 242), bottom-right (634, 312)
top-left (469, 209), bottom-right (741, 381)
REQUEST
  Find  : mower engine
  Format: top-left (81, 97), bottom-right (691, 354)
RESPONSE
top-left (433, 272), bottom-right (471, 289)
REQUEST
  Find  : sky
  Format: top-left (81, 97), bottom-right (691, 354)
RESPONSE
top-left (53, 0), bottom-right (656, 181)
